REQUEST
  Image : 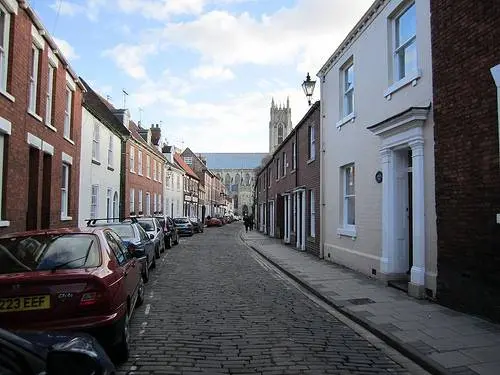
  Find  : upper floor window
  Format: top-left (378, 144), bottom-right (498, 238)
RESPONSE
top-left (28, 45), bottom-right (40, 114)
top-left (107, 134), bottom-right (113, 168)
top-left (0, 5), bottom-right (11, 93)
top-left (282, 152), bottom-right (287, 176)
top-left (276, 157), bottom-right (280, 180)
top-left (64, 86), bottom-right (73, 139)
top-left (92, 122), bottom-right (100, 161)
top-left (394, 2), bottom-right (417, 81)
top-left (45, 64), bottom-right (56, 126)
top-left (153, 159), bottom-right (157, 181)
top-left (184, 156), bottom-right (193, 165)
top-left (308, 125), bottom-right (316, 161)
top-left (130, 146), bottom-right (135, 172)
top-left (292, 142), bottom-right (296, 170)
top-left (138, 150), bottom-right (143, 175)
top-left (342, 62), bottom-right (354, 117)
top-left (146, 154), bottom-right (151, 178)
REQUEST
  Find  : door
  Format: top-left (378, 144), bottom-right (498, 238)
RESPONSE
top-left (407, 149), bottom-right (413, 274)
top-left (26, 148), bottom-right (40, 230)
top-left (41, 154), bottom-right (52, 229)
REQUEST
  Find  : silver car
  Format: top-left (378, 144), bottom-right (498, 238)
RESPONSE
top-left (136, 217), bottom-right (165, 259)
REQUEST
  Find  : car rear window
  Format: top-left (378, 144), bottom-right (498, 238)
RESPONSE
top-left (174, 218), bottom-right (189, 224)
top-left (138, 219), bottom-right (154, 231)
top-left (106, 224), bottom-right (135, 239)
top-left (0, 234), bottom-right (100, 274)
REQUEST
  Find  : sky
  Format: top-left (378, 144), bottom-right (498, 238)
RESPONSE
top-left (30, 0), bottom-right (374, 153)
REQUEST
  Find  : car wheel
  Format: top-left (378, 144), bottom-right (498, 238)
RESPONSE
top-left (151, 254), bottom-right (156, 269)
top-left (136, 277), bottom-right (145, 307)
top-left (166, 236), bottom-right (172, 249)
top-left (173, 235), bottom-right (179, 245)
top-left (142, 259), bottom-right (150, 283)
top-left (155, 245), bottom-right (160, 259)
top-left (115, 310), bottom-right (131, 362)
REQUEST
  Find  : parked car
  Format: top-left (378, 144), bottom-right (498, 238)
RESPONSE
top-left (136, 217), bottom-right (165, 259)
top-left (189, 217), bottom-right (204, 233)
top-left (155, 216), bottom-right (179, 249)
top-left (0, 327), bottom-right (116, 374)
top-left (205, 217), bottom-right (222, 227)
top-left (0, 227), bottom-right (144, 362)
top-left (173, 217), bottom-right (194, 236)
top-left (90, 218), bottom-right (155, 283)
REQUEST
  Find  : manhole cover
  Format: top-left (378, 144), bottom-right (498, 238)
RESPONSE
top-left (347, 298), bottom-right (375, 305)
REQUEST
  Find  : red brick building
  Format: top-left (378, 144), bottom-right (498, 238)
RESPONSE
top-left (256, 101), bottom-right (321, 256)
top-left (431, 0), bottom-right (500, 321)
top-left (0, 1), bottom-right (84, 233)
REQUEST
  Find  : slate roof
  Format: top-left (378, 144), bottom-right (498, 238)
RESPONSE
top-left (80, 78), bottom-right (130, 139)
top-left (174, 153), bottom-right (199, 180)
top-left (199, 153), bottom-right (268, 170)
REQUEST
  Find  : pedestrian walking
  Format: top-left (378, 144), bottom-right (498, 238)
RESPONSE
top-left (243, 215), bottom-right (249, 232)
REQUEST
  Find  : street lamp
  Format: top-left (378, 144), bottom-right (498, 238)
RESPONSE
top-left (302, 72), bottom-right (316, 106)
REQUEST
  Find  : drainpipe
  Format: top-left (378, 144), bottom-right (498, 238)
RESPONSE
top-left (491, 64), bottom-right (500, 225)
top-left (319, 74), bottom-right (326, 259)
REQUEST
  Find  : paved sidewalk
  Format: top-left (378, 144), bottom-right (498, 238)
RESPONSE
top-left (241, 230), bottom-right (500, 375)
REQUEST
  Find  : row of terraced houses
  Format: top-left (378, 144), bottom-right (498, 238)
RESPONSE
top-left (255, 0), bottom-right (500, 322)
top-left (0, 0), bottom-right (230, 236)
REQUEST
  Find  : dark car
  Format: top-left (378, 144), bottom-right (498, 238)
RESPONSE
top-left (189, 217), bottom-right (204, 233)
top-left (155, 216), bottom-right (179, 249)
top-left (0, 227), bottom-right (144, 361)
top-left (173, 217), bottom-right (194, 236)
top-left (90, 219), bottom-right (156, 283)
top-left (0, 327), bottom-right (116, 374)
top-left (136, 217), bottom-right (165, 258)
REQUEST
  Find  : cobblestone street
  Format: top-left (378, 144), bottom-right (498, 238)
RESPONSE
top-left (118, 224), bottom-right (416, 374)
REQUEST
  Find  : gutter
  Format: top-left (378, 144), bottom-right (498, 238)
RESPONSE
top-left (491, 64), bottom-right (500, 225)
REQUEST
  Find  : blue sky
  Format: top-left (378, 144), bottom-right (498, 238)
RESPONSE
top-left (30, 0), bottom-right (373, 152)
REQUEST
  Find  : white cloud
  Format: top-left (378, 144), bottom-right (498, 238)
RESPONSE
top-left (190, 65), bottom-right (235, 81)
top-left (53, 37), bottom-right (80, 61)
top-left (102, 43), bottom-right (158, 79)
top-left (116, 0), bottom-right (205, 20)
top-left (50, 0), bottom-right (106, 21)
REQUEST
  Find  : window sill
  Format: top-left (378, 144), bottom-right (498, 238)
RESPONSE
top-left (307, 158), bottom-right (316, 164)
top-left (0, 220), bottom-right (10, 227)
top-left (147, 176), bottom-right (151, 180)
top-left (337, 227), bottom-right (357, 238)
top-left (92, 159), bottom-right (101, 166)
top-left (384, 70), bottom-right (422, 99)
top-left (45, 123), bottom-right (57, 132)
top-left (64, 136), bottom-right (75, 145)
top-left (108, 166), bottom-right (114, 171)
top-left (336, 112), bottom-right (356, 129)
top-left (138, 173), bottom-right (143, 176)
top-left (61, 216), bottom-right (73, 221)
top-left (0, 90), bottom-right (15, 103)
top-left (28, 110), bottom-right (43, 123)
top-left (291, 169), bottom-right (296, 174)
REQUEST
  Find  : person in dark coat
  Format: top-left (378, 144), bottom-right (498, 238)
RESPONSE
top-left (243, 215), bottom-right (249, 232)
top-left (249, 215), bottom-right (254, 231)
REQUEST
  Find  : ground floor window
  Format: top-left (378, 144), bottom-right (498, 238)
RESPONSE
top-left (90, 185), bottom-right (98, 219)
top-left (342, 164), bottom-right (355, 228)
top-left (310, 189), bottom-right (315, 237)
top-left (61, 163), bottom-right (70, 217)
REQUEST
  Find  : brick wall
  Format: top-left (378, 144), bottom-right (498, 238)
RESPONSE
top-left (431, 0), bottom-right (500, 321)
top-left (0, 6), bottom-right (82, 233)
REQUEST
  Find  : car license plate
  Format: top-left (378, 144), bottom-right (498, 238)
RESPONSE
top-left (0, 295), bottom-right (50, 313)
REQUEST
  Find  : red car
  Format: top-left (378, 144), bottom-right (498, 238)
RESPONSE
top-left (0, 227), bottom-right (144, 361)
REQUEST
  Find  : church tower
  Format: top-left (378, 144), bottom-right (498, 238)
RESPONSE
top-left (269, 97), bottom-right (292, 154)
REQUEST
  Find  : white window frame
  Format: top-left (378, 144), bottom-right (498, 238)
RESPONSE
top-left (339, 164), bottom-right (356, 237)
top-left (146, 192), bottom-right (151, 216)
top-left (158, 166), bottom-right (162, 184)
top-left (310, 189), bottom-right (315, 238)
top-left (153, 193), bottom-right (157, 213)
top-left (184, 156), bottom-right (192, 165)
top-left (158, 194), bottom-right (162, 213)
top-left (28, 45), bottom-right (40, 114)
top-left (153, 159), bottom-right (157, 181)
top-left (45, 63), bottom-right (55, 126)
top-left (130, 188), bottom-right (135, 214)
top-left (343, 62), bottom-right (354, 117)
top-left (146, 154), bottom-right (151, 178)
top-left (282, 152), bottom-right (287, 176)
top-left (130, 146), bottom-right (135, 172)
top-left (108, 133), bottom-right (113, 168)
top-left (276, 157), bottom-right (280, 180)
top-left (90, 185), bottom-right (98, 219)
top-left (106, 188), bottom-right (112, 220)
top-left (61, 163), bottom-right (70, 218)
top-left (138, 150), bottom-right (143, 175)
top-left (394, 2), bottom-right (417, 82)
top-left (92, 122), bottom-right (100, 161)
top-left (64, 86), bottom-right (73, 139)
top-left (308, 125), bottom-right (316, 161)
top-left (138, 190), bottom-right (143, 213)
top-left (0, 5), bottom-right (11, 94)
top-left (292, 142), bottom-right (296, 170)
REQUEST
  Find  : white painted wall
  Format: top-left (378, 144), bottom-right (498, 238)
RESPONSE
top-left (320, 0), bottom-right (437, 290)
top-left (163, 166), bottom-right (184, 218)
top-left (78, 108), bottom-right (122, 227)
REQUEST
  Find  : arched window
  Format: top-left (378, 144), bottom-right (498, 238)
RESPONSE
top-left (244, 173), bottom-right (250, 186)
top-left (277, 124), bottom-right (284, 144)
top-left (225, 173), bottom-right (231, 185)
top-left (234, 173), bottom-right (240, 186)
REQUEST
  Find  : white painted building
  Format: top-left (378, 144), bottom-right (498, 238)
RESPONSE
top-left (318, 0), bottom-right (437, 298)
top-left (162, 146), bottom-right (185, 218)
top-left (78, 81), bottom-right (129, 226)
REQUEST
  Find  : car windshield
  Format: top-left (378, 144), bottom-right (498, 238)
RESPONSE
top-left (0, 234), bottom-right (100, 274)
top-left (174, 218), bottom-right (189, 224)
top-left (138, 219), bottom-right (155, 232)
top-left (105, 224), bottom-right (135, 239)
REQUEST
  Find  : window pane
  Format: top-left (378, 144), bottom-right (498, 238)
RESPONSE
top-left (404, 41), bottom-right (417, 76)
top-left (0, 11), bottom-right (5, 47)
top-left (345, 166), bottom-right (355, 195)
top-left (345, 65), bottom-right (354, 91)
top-left (347, 196), bottom-right (355, 225)
top-left (396, 3), bottom-right (416, 47)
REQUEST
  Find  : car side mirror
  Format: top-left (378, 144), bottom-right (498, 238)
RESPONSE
top-left (157, 227), bottom-right (161, 232)
top-left (47, 350), bottom-right (102, 375)
top-left (149, 234), bottom-right (154, 240)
